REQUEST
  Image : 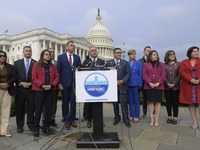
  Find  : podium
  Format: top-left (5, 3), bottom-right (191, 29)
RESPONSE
top-left (75, 67), bottom-right (120, 148)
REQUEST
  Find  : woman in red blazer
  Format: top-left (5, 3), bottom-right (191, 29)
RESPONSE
top-left (179, 46), bottom-right (200, 130)
top-left (32, 49), bottom-right (59, 137)
top-left (143, 50), bottom-right (166, 127)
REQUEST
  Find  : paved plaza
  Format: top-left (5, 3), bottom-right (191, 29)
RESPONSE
top-left (0, 101), bottom-right (200, 150)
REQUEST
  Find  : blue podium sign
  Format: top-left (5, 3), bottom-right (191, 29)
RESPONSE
top-left (76, 70), bottom-right (117, 102)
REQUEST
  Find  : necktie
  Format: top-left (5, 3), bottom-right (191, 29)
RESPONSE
top-left (116, 60), bottom-right (119, 65)
top-left (25, 59), bottom-right (30, 80)
top-left (69, 54), bottom-right (72, 68)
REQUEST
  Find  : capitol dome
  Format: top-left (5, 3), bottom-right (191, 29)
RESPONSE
top-left (87, 9), bottom-right (114, 59)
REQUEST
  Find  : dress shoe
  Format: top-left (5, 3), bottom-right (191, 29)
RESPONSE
top-left (172, 119), bottom-right (177, 125)
top-left (65, 123), bottom-right (71, 129)
top-left (191, 125), bottom-right (198, 130)
top-left (125, 122), bottom-right (131, 128)
top-left (87, 122), bottom-right (92, 128)
top-left (74, 117), bottom-right (79, 121)
top-left (34, 131), bottom-right (39, 137)
top-left (167, 118), bottom-right (172, 124)
top-left (29, 127), bottom-right (35, 132)
top-left (61, 117), bottom-right (65, 122)
top-left (51, 119), bottom-right (57, 127)
top-left (17, 128), bottom-right (24, 133)
top-left (154, 122), bottom-right (159, 127)
top-left (44, 128), bottom-right (51, 134)
top-left (113, 120), bottom-right (119, 126)
top-left (70, 122), bottom-right (77, 128)
top-left (133, 118), bottom-right (139, 123)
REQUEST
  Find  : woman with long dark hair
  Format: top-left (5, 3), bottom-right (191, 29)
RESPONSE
top-left (143, 50), bottom-right (166, 127)
top-left (164, 50), bottom-right (181, 124)
top-left (32, 49), bottom-right (59, 137)
top-left (179, 46), bottom-right (200, 129)
top-left (0, 50), bottom-right (16, 137)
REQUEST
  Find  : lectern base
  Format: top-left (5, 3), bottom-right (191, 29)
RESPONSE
top-left (76, 132), bottom-right (120, 148)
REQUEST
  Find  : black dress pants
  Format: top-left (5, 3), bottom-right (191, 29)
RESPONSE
top-left (34, 90), bottom-right (54, 131)
top-left (164, 90), bottom-right (179, 117)
top-left (15, 87), bottom-right (35, 129)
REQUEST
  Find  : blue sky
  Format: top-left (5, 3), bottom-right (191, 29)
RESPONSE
top-left (1, 0), bottom-right (200, 61)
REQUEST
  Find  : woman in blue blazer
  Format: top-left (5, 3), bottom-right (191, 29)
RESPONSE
top-left (127, 49), bottom-right (143, 122)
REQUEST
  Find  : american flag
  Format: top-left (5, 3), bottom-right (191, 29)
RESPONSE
top-left (4, 29), bottom-right (8, 33)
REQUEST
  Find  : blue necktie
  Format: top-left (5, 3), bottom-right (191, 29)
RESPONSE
top-left (25, 59), bottom-right (30, 80)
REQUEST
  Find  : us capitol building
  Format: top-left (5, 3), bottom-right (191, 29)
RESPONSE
top-left (0, 9), bottom-right (114, 64)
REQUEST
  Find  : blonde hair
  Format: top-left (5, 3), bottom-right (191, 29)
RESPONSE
top-left (127, 49), bottom-right (136, 55)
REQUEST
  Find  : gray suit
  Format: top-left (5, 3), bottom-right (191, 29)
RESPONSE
top-left (106, 59), bottom-right (130, 123)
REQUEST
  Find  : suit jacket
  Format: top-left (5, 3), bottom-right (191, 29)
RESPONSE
top-left (106, 59), bottom-right (130, 93)
top-left (179, 58), bottom-right (200, 104)
top-left (128, 60), bottom-right (143, 87)
top-left (56, 53), bottom-right (81, 87)
top-left (82, 57), bottom-right (105, 67)
top-left (32, 62), bottom-right (59, 91)
top-left (4, 63), bottom-right (16, 96)
top-left (14, 58), bottom-right (37, 87)
top-left (143, 62), bottom-right (166, 90)
top-left (138, 56), bottom-right (146, 65)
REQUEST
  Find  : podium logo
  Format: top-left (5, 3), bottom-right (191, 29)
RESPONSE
top-left (84, 73), bottom-right (109, 97)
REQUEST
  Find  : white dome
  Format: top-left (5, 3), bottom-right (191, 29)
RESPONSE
top-left (86, 9), bottom-right (114, 60)
top-left (87, 11), bottom-right (111, 38)
top-left (87, 16), bottom-right (111, 37)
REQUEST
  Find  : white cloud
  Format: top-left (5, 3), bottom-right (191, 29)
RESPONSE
top-left (153, 5), bottom-right (189, 23)
top-left (0, 10), bottom-right (38, 35)
top-left (67, 8), bottom-right (116, 37)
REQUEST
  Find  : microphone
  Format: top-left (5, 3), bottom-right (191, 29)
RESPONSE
top-left (90, 60), bottom-right (96, 68)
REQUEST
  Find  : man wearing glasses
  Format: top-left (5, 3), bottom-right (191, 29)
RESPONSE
top-left (106, 48), bottom-right (131, 128)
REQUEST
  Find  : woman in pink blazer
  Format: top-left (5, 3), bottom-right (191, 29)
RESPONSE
top-left (143, 50), bottom-right (166, 127)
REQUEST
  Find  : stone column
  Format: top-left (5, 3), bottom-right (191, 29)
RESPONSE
top-left (49, 41), bottom-right (52, 48)
top-left (75, 47), bottom-right (77, 55)
top-left (60, 45), bottom-right (63, 54)
top-left (78, 48), bottom-right (81, 57)
top-left (3, 45), bottom-right (6, 51)
top-left (43, 40), bottom-right (46, 49)
top-left (82, 49), bottom-right (85, 62)
top-left (55, 43), bottom-right (58, 60)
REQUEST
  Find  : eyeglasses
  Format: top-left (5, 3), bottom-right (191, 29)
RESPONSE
top-left (0, 55), bottom-right (6, 58)
top-left (44, 54), bottom-right (50, 56)
top-left (114, 52), bottom-right (122, 54)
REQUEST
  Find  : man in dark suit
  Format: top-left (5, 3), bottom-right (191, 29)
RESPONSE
top-left (138, 46), bottom-right (151, 119)
top-left (82, 46), bottom-right (105, 128)
top-left (56, 41), bottom-right (81, 129)
top-left (14, 46), bottom-right (36, 133)
top-left (107, 48), bottom-right (131, 128)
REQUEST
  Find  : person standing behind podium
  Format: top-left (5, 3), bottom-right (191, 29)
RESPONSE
top-left (107, 48), bottom-right (131, 128)
top-left (14, 46), bottom-right (36, 133)
top-left (82, 46), bottom-right (105, 128)
top-left (138, 46), bottom-right (151, 119)
top-left (127, 49), bottom-right (143, 123)
top-left (57, 41), bottom-right (81, 129)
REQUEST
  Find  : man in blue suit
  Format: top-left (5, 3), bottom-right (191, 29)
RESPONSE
top-left (57, 41), bottom-right (81, 129)
top-left (107, 48), bottom-right (131, 128)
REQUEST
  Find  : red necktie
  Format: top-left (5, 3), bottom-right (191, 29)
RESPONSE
top-left (69, 54), bottom-right (72, 68)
